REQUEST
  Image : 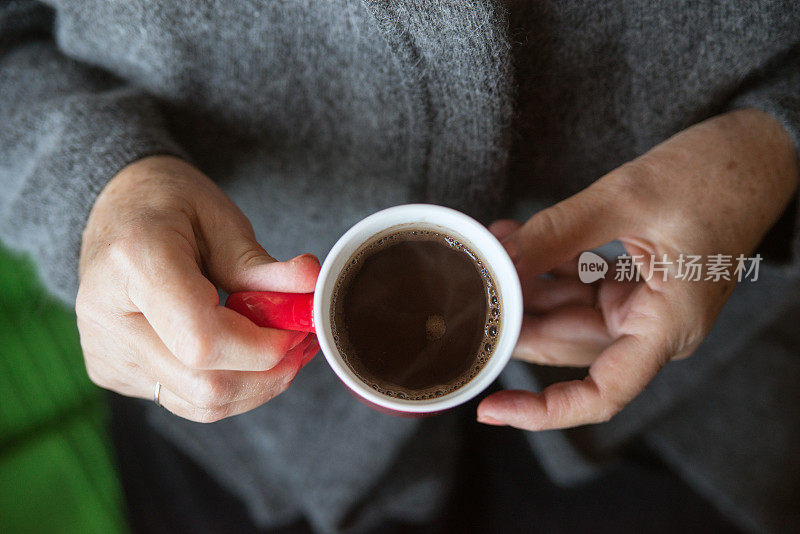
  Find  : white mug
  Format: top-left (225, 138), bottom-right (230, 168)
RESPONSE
top-left (226, 204), bottom-right (523, 415)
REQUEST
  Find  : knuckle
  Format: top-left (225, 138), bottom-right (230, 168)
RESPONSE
top-left (75, 286), bottom-right (112, 327)
top-left (261, 341), bottom-right (293, 369)
top-left (84, 363), bottom-right (106, 388)
top-left (234, 243), bottom-right (269, 271)
top-left (666, 295), bottom-right (711, 357)
top-left (259, 348), bottom-right (283, 369)
top-left (264, 382), bottom-right (291, 404)
top-left (534, 205), bottom-right (564, 239)
top-left (589, 379), bottom-right (626, 424)
top-left (597, 401), bottom-right (624, 423)
top-left (609, 161), bottom-right (662, 215)
top-left (191, 406), bottom-right (228, 424)
top-left (277, 371), bottom-right (297, 394)
top-left (173, 321), bottom-right (215, 368)
top-left (106, 236), bottom-right (142, 271)
top-left (533, 348), bottom-right (560, 366)
top-left (615, 159), bottom-right (658, 195)
top-left (189, 374), bottom-right (229, 409)
top-left (263, 368), bottom-right (299, 402)
top-left (75, 285), bottom-right (94, 320)
top-left (678, 312), bottom-right (704, 343)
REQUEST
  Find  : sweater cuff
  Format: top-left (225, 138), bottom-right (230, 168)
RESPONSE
top-left (725, 74), bottom-right (800, 268)
top-left (1, 90), bottom-right (188, 305)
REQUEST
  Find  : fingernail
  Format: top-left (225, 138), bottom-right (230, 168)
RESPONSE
top-left (477, 415), bottom-right (507, 426)
top-left (290, 253), bottom-right (319, 265)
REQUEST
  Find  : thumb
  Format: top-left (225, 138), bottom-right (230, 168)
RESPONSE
top-left (201, 222), bottom-right (320, 294)
top-left (504, 182), bottom-right (628, 279)
top-left (225, 251), bottom-right (320, 294)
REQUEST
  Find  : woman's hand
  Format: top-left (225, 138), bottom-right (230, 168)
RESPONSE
top-left (477, 109), bottom-right (799, 430)
top-left (77, 156), bottom-right (321, 422)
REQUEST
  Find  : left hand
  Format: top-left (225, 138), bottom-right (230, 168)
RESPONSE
top-left (477, 108), bottom-right (799, 430)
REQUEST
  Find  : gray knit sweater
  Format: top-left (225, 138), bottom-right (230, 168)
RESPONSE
top-left (1, 1), bottom-right (799, 533)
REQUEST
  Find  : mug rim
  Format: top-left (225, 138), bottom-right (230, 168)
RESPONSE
top-left (314, 204), bottom-right (523, 413)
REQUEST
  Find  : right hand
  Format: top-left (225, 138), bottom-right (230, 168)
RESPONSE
top-left (77, 156), bottom-right (320, 422)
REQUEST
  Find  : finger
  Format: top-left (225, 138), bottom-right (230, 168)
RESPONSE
top-left (478, 333), bottom-right (670, 430)
top-left (213, 250), bottom-right (320, 294)
top-left (86, 339), bottom-right (312, 423)
top-left (512, 308), bottom-right (612, 366)
top-left (85, 350), bottom-right (209, 420)
top-left (301, 335), bottom-right (321, 367)
top-left (153, 334), bottom-right (309, 422)
top-left (196, 207), bottom-right (320, 294)
top-left (127, 239), bottom-right (307, 371)
top-left (522, 277), bottom-right (596, 313)
top-left (596, 279), bottom-right (641, 336)
top-left (93, 334), bottom-right (309, 423)
top-left (83, 342), bottom-right (205, 419)
top-left (124, 314), bottom-right (312, 407)
top-left (489, 223), bottom-right (588, 280)
top-left (550, 256), bottom-right (581, 278)
top-left (504, 183), bottom-right (632, 279)
top-left (82, 347), bottom-right (149, 398)
top-left (86, 358), bottom-right (215, 422)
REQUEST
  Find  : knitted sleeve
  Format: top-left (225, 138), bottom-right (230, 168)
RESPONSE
top-left (727, 43), bottom-right (800, 266)
top-left (0, 0), bottom-right (186, 304)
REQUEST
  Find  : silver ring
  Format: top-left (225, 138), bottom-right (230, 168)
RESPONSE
top-left (154, 381), bottom-right (163, 408)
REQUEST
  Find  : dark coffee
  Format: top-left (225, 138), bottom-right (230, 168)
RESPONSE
top-left (330, 227), bottom-right (500, 399)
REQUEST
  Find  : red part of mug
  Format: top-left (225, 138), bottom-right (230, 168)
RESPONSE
top-left (225, 291), bottom-right (315, 333)
top-left (226, 290), bottom-right (438, 417)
